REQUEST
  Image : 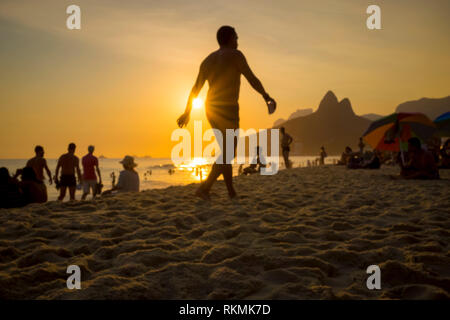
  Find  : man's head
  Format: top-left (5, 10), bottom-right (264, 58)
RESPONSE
top-left (0, 167), bottom-right (10, 184)
top-left (34, 145), bottom-right (44, 157)
top-left (217, 26), bottom-right (238, 49)
top-left (21, 166), bottom-right (37, 182)
top-left (408, 137), bottom-right (422, 153)
top-left (88, 145), bottom-right (95, 154)
top-left (68, 143), bottom-right (76, 153)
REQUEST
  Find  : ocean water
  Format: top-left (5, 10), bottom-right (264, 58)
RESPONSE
top-left (0, 156), bottom-right (339, 201)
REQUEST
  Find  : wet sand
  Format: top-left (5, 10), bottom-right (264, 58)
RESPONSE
top-left (0, 166), bottom-right (449, 299)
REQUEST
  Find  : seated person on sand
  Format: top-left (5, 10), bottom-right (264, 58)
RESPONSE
top-left (347, 151), bottom-right (381, 170)
top-left (337, 146), bottom-right (353, 165)
top-left (17, 167), bottom-right (48, 205)
top-left (376, 150), bottom-right (390, 165)
top-left (439, 139), bottom-right (450, 169)
top-left (102, 156), bottom-right (140, 195)
top-left (346, 153), bottom-right (363, 169)
top-left (363, 151), bottom-right (381, 169)
top-left (425, 136), bottom-right (442, 165)
top-left (243, 147), bottom-right (266, 175)
top-left (0, 167), bottom-right (22, 208)
top-left (382, 151), bottom-right (398, 166)
top-left (394, 137), bottom-right (439, 180)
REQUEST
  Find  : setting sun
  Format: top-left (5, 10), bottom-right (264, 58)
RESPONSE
top-left (192, 97), bottom-right (203, 110)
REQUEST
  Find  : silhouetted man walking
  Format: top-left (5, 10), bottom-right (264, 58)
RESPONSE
top-left (177, 26), bottom-right (276, 200)
top-left (55, 143), bottom-right (82, 201)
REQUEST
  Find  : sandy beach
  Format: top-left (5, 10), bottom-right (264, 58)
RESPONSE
top-left (0, 166), bottom-right (449, 299)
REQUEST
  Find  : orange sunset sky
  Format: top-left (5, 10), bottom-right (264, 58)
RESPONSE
top-left (1, 0), bottom-right (449, 158)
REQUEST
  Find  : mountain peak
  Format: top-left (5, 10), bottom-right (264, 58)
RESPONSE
top-left (396, 95), bottom-right (450, 120)
top-left (325, 90), bottom-right (337, 98)
top-left (338, 98), bottom-right (355, 116)
top-left (316, 91), bottom-right (358, 118)
top-left (317, 90), bottom-right (338, 113)
top-left (266, 90), bottom-right (371, 155)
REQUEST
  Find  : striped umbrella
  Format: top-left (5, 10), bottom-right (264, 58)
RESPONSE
top-left (362, 113), bottom-right (436, 153)
top-left (434, 112), bottom-right (450, 137)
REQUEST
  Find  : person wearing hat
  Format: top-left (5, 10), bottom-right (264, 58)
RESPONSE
top-left (110, 155), bottom-right (140, 193)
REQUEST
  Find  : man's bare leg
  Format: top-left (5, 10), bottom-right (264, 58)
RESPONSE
top-left (196, 163), bottom-right (222, 200)
top-left (195, 127), bottom-right (224, 200)
top-left (283, 150), bottom-right (290, 168)
top-left (222, 135), bottom-right (238, 198)
top-left (58, 186), bottom-right (66, 201)
top-left (196, 137), bottom-right (237, 199)
top-left (225, 136), bottom-right (238, 198)
top-left (69, 186), bottom-right (76, 201)
top-left (223, 164), bottom-right (236, 198)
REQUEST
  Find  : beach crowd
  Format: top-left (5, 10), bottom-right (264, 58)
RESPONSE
top-left (0, 143), bottom-right (140, 209)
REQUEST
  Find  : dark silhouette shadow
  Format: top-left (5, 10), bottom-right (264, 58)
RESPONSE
top-left (55, 143), bottom-right (82, 201)
top-left (177, 25), bottom-right (276, 200)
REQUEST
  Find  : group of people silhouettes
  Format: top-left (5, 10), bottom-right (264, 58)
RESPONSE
top-left (336, 136), bottom-right (446, 179)
top-left (0, 143), bottom-right (141, 208)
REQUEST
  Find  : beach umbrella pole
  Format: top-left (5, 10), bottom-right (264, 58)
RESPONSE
top-left (399, 140), bottom-right (405, 166)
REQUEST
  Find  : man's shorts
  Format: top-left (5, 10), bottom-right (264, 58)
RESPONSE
top-left (60, 174), bottom-right (76, 187)
top-left (83, 179), bottom-right (97, 194)
top-left (206, 104), bottom-right (239, 132)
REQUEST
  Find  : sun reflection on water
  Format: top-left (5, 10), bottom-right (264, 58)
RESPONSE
top-left (176, 157), bottom-right (212, 181)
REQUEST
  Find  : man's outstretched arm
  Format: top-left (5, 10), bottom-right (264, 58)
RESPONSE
top-left (177, 63), bottom-right (207, 128)
top-left (75, 159), bottom-right (82, 184)
top-left (44, 159), bottom-right (53, 184)
top-left (96, 164), bottom-right (102, 183)
top-left (55, 158), bottom-right (61, 182)
top-left (238, 52), bottom-right (272, 102)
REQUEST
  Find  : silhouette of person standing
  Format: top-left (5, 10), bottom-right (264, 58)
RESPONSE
top-left (280, 127), bottom-right (293, 168)
top-left (26, 145), bottom-right (52, 201)
top-left (55, 143), bottom-right (82, 201)
top-left (177, 26), bottom-right (276, 200)
top-left (358, 137), bottom-right (365, 154)
top-left (81, 145), bottom-right (102, 200)
top-left (320, 146), bottom-right (327, 165)
top-left (26, 145), bottom-right (53, 185)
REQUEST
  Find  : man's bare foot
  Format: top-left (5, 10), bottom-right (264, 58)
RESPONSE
top-left (195, 188), bottom-right (211, 201)
top-left (228, 190), bottom-right (237, 200)
top-left (230, 196), bottom-right (239, 203)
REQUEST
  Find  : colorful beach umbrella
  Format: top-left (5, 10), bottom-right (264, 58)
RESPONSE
top-left (362, 112), bottom-right (436, 152)
top-left (434, 112), bottom-right (450, 137)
